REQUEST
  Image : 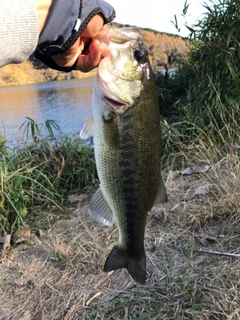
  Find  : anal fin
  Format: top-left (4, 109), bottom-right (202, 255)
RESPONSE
top-left (89, 187), bottom-right (115, 226)
top-left (154, 173), bottom-right (168, 205)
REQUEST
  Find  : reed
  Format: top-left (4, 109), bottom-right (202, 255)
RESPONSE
top-left (158, 0), bottom-right (240, 167)
top-left (0, 118), bottom-right (97, 233)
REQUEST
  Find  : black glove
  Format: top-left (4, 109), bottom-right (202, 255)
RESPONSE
top-left (34, 0), bottom-right (115, 72)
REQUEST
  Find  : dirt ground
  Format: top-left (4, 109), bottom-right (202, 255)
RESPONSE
top-left (1, 161), bottom-right (240, 320)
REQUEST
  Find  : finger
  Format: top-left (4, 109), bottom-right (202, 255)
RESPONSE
top-left (51, 38), bottom-right (84, 68)
top-left (75, 39), bottom-right (108, 72)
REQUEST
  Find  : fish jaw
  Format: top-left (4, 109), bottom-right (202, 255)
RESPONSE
top-left (96, 74), bottom-right (129, 115)
top-left (96, 65), bottom-right (144, 115)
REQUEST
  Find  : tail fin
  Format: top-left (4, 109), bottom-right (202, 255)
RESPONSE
top-left (103, 245), bottom-right (146, 285)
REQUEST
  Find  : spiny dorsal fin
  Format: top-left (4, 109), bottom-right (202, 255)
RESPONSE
top-left (89, 187), bottom-right (115, 226)
top-left (154, 174), bottom-right (168, 205)
top-left (80, 116), bottom-right (94, 140)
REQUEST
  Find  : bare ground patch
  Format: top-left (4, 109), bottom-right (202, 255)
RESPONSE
top-left (1, 156), bottom-right (240, 319)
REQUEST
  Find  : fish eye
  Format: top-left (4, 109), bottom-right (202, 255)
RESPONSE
top-left (133, 49), bottom-right (144, 62)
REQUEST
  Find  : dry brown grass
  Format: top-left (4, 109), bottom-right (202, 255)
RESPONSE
top-left (1, 151), bottom-right (240, 319)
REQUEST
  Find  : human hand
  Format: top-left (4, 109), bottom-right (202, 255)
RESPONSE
top-left (51, 14), bottom-right (110, 72)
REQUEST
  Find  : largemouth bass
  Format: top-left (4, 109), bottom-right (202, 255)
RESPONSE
top-left (81, 28), bottom-right (167, 285)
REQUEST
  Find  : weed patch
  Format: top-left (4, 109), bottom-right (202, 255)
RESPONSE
top-left (0, 118), bottom-right (97, 234)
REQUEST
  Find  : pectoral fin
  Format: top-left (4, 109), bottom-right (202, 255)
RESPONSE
top-left (89, 187), bottom-right (115, 226)
top-left (80, 116), bottom-right (94, 140)
top-left (154, 174), bottom-right (168, 205)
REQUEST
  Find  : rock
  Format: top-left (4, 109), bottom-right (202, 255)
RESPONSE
top-left (68, 194), bottom-right (88, 204)
top-left (0, 234), bottom-right (11, 251)
top-left (151, 208), bottom-right (166, 223)
top-left (35, 229), bottom-right (44, 238)
top-left (12, 228), bottom-right (32, 244)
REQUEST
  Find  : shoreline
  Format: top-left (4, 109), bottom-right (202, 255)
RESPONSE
top-left (0, 60), bottom-right (97, 87)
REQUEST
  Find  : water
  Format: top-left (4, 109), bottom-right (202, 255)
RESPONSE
top-left (0, 78), bottom-right (94, 143)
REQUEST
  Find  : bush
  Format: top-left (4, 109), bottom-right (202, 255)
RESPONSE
top-left (157, 0), bottom-right (240, 166)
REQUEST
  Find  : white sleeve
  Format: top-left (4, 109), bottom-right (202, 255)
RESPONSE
top-left (0, 0), bottom-right (39, 67)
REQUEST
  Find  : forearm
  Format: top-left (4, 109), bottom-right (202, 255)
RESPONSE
top-left (0, 0), bottom-right (39, 67)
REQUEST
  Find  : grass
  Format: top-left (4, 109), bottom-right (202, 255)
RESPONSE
top-left (1, 112), bottom-right (240, 319)
top-left (157, 0), bottom-right (240, 169)
top-left (0, 118), bottom-right (97, 234)
top-left (1, 142), bottom-right (240, 319)
top-left (1, 110), bottom-right (240, 319)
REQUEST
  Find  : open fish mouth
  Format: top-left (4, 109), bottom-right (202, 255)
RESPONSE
top-left (102, 95), bottom-right (126, 107)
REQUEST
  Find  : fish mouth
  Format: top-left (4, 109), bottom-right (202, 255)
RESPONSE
top-left (102, 95), bottom-right (126, 107)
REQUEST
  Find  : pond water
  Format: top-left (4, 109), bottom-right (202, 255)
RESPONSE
top-left (0, 78), bottom-right (94, 144)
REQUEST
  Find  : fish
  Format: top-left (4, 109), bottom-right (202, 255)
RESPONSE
top-left (80, 27), bottom-right (167, 285)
